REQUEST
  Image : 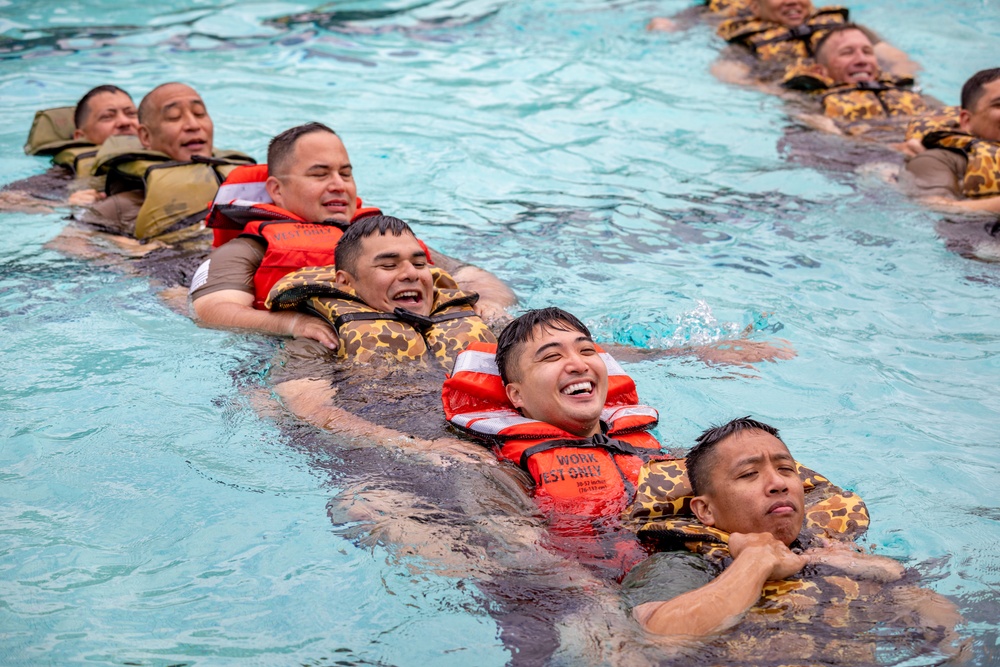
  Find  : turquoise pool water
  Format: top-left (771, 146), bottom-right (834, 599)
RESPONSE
top-left (1, 0), bottom-right (999, 665)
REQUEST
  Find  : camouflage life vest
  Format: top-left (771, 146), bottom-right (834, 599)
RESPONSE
top-left (266, 266), bottom-right (494, 367)
top-left (782, 65), bottom-right (930, 126)
top-left (627, 458), bottom-right (870, 605)
top-left (718, 7), bottom-right (849, 60)
top-left (705, 0), bottom-right (751, 17)
top-left (922, 131), bottom-right (1000, 198)
top-left (95, 141), bottom-right (256, 242)
top-left (906, 106), bottom-right (960, 144)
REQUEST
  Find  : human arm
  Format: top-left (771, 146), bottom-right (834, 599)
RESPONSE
top-left (604, 338), bottom-right (796, 368)
top-left (189, 237), bottom-right (339, 349)
top-left (902, 150), bottom-right (1000, 213)
top-left (805, 540), bottom-right (904, 583)
top-left (430, 249), bottom-right (517, 327)
top-left (873, 41), bottom-right (920, 79)
top-left (633, 532), bottom-right (808, 636)
top-left (192, 289), bottom-right (340, 349)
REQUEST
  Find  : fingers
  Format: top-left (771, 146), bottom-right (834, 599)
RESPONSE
top-left (292, 316), bottom-right (340, 351)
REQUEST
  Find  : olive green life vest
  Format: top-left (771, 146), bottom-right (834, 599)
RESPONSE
top-left (51, 145), bottom-right (100, 178)
top-left (96, 142), bottom-right (256, 241)
top-left (23, 106), bottom-right (94, 156)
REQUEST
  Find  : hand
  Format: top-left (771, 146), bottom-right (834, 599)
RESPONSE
top-left (894, 138), bottom-right (925, 157)
top-left (697, 339), bottom-right (797, 368)
top-left (68, 188), bottom-right (105, 206)
top-left (473, 300), bottom-right (512, 328)
top-left (729, 532), bottom-right (808, 581)
top-left (646, 17), bottom-right (678, 31)
top-left (290, 314), bottom-right (340, 351)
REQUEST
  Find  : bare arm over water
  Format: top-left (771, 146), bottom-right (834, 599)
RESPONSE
top-left (604, 339), bottom-right (796, 368)
top-left (634, 532), bottom-right (808, 637)
top-left (193, 289), bottom-right (340, 350)
top-left (431, 249), bottom-right (517, 327)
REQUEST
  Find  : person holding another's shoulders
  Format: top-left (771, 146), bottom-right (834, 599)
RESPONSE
top-left (903, 68), bottom-right (1000, 215)
top-left (190, 121), bottom-right (515, 350)
top-left (627, 417), bottom-right (964, 660)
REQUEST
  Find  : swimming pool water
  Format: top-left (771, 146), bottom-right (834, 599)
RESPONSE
top-left (1, 0), bottom-right (999, 665)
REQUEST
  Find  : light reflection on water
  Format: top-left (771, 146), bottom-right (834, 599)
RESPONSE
top-left (1, 0), bottom-right (999, 665)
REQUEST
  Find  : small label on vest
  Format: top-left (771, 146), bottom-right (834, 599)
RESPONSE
top-left (190, 259), bottom-right (210, 292)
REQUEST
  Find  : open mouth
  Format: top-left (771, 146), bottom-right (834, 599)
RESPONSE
top-left (779, 5), bottom-right (806, 22)
top-left (392, 290), bottom-right (424, 306)
top-left (182, 139), bottom-right (207, 153)
top-left (561, 380), bottom-right (595, 396)
top-left (847, 69), bottom-right (875, 82)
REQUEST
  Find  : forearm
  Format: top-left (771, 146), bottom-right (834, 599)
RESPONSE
top-left (873, 41), bottom-right (920, 78)
top-left (808, 549), bottom-right (904, 583)
top-left (193, 290), bottom-right (301, 337)
top-left (452, 265), bottom-right (516, 308)
top-left (923, 195), bottom-right (1000, 214)
top-left (634, 555), bottom-right (770, 636)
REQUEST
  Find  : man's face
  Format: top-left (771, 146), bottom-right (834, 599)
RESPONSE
top-left (138, 83), bottom-right (214, 161)
top-left (818, 29), bottom-right (880, 84)
top-left (335, 232), bottom-right (433, 316)
top-left (751, 0), bottom-right (814, 27)
top-left (266, 132), bottom-right (358, 223)
top-left (960, 79), bottom-right (1000, 143)
top-left (691, 430), bottom-right (805, 546)
top-left (504, 324), bottom-right (609, 438)
top-left (74, 91), bottom-right (138, 144)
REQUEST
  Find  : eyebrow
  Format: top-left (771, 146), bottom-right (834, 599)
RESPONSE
top-left (531, 335), bottom-right (594, 358)
top-left (731, 451), bottom-right (794, 470)
top-left (372, 250), bottom-right (426, 262)
top-left (306, 162), bottom-right (351, 171)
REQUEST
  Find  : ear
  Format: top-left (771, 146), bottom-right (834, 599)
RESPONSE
top-left (958, 108), bottom-right (972, 134)
top-left (505, 382), bottom-right (524, 410)
top-left (748, 0), bottom-right (760, 16)
top-left (334, 269), bottom-right (353, 287)
top-left (265, 175), bottom-right (284, 208)
top-left (137, 125), bottom-right (152, 149)
top-left (73, 128), bottom-right (86, 140)
top-left (690, 495), bottom-right (717, 527)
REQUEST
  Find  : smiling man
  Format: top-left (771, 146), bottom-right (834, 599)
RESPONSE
top-left (262, 215), bottom-right (494, 365)
top-left (80, 82), bottom-right (254, 240)
top-left (191, 121), bottom-right (515, 349)
top-left (780, 25), bottom-right (931, 131)
top-left (627, 417), bottom-right (964, 657)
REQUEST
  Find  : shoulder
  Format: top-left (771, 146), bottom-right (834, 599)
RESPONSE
top-left (190, 238), bottom-right (267, 300)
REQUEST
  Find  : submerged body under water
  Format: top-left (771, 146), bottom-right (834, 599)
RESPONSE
top-left (1, 0), bottom-right (999, 665)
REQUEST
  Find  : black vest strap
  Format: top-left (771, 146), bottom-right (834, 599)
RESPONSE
top-left (518, 432), bottom-right (655, 470)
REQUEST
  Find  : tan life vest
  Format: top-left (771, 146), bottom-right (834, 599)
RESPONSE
top-left (266, 266), bottom-right (495, 367)
top-left (23, 107), bottom-right (93, 156)
top-left (95, 141), bottom-right (256, 241)
top-left (922, 131), bottom-right (1000, 198)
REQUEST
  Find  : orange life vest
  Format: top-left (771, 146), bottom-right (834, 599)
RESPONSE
top-left (205, 163), bottom-right (381, 247)
top-left (442, 342), bottom-right (665, 519)
top-left (239, 211), bottom-right (435, 310)
top-left (443, 342), bottom-right (666, 574)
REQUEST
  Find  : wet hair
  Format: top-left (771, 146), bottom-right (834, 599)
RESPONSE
top-left (961, 68), bottom-right (1000, 111)
top-left (495, 308), bottom-right (592, 385)
top-left (74, 85), bottom-right (131, 130)
top-left (334, 215), bottom-right (415, 277)
top-left (686, 416), bottom-right (782, 496)
top-left (267, 122), bottom-right (338, 177)
top-left (812, 23), bottom-right (876, 65)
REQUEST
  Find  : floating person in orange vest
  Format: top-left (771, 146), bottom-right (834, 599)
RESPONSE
top-left (442, 307), bottom-right (792, 577)
top-left (2, 85), bottom-right (139, 212)
top-left (77, 82), bottom-right (255, 242)
top-left (903, 68), bottom-right (1000, 216)
top-left (781, 25), bottom-right (935, 147)
top-left (191, 121), bottom-right (516, 352)
top-left (626, 417), bottom-right (966, 661)
top-left (443, 307), bottom-right (668, 576)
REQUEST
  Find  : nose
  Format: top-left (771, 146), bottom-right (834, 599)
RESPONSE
top-left (765, 466), bottom-right (789, 494)
top-left (325, 173), bottom-right (347, 193)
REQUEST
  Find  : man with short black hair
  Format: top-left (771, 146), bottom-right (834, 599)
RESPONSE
top-left (191, 121), bottom-right (515, 349)
top-left (904, 68), bottom-right (1000, 215)
top-left (627, 416), bottom-right (963, 660)
top-left (72, 85), bottom-right (139, 145)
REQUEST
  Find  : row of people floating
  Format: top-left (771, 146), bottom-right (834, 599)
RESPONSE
top-left (647, 0), bottom-right (1000, 215)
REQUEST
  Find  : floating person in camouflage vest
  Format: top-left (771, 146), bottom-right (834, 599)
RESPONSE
top-left (626, 416), bottom-right (965, 663)
top-left (904, 68), bottom-right (1000, 216)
